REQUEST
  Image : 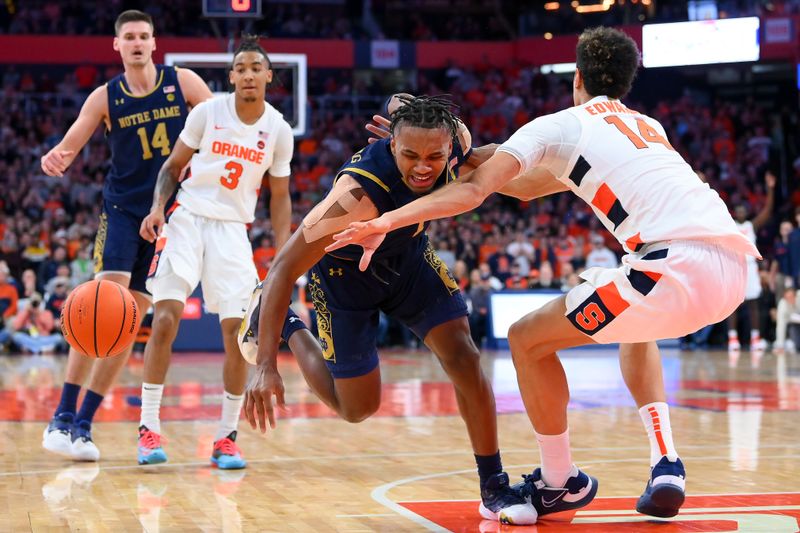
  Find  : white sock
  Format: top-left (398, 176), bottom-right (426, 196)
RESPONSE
top-left (728, 329), bottom-right (738, 340)
top-left (140, 383), bottom-right (164, 434)
top-left (750, 329), bottom-right (761, 341)
top-left (536, 428), bottom-right (573, 488)
top-left (215, 391), bottom-right (244, 442)
top-left (639, 402), bottom-right (679, 466)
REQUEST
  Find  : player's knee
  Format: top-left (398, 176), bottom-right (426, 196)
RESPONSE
top-left (151, 310), bottom-right (180, 339)
top-left (339, 400), bottom-right (379, 423)
top-left (508, 318), bottom-right (536, 358)
top-left (437, 342), bottom-right (480, 374)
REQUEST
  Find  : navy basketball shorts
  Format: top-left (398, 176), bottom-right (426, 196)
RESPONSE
top-left (93, 200), bottom-right (154, 294)
top-left (308, 241), bottom-right (468, 379)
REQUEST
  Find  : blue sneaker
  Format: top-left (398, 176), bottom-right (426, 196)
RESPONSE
top-left (42, 412), bottom-right (75, 456)
top-left (513, 467), bottom-right (598, 517)
top-left (636, 457), bottom-right (686, 518)
top-left (478, 472), bottom-right (538, 525)
top-left (137, 425), bottom-right (167, 465)
top-left (211, 431), bottom-right (246, 470)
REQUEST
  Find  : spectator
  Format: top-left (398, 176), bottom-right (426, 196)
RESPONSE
top-left (585, 235), bottom-right (618, 269)
top-left (467, 269), bottom-right (492, 347)
top-left (0, 261), bottom-right (19, 350)
top-left (11, 292), bottom-right (62, 354)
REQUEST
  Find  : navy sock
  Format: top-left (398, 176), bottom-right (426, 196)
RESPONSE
top-left (475, 451), bottom-right (503, 487)
top-left (55, 383), bottom-right (81, 416)
top-left (75, 390), bottom-right (104, 425)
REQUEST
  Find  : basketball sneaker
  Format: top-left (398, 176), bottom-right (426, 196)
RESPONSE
top-left (137, 425), bottom-right (167, 465)
top-left (42, 412), bottom-right (75, 457)
top-left (70, 420), bottom-right (100, 461)
top-left (211, 431), bottom-right (246, 470)
top-left (636, 456), bottom-right (685, 518)
top-left (513, 466), bottom-right (598, 517)
top-left (478, 472), bottom-right (538, 525)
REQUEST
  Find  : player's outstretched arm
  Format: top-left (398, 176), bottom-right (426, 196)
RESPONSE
top-left (40, 85), bottom-right (108, 177)
top-left (752, 170), bottom-right (776, 231)
top-left (496, 167), bottom-right (569, 201)
top-left (327, 151), bottom-right (522, 266)
top-left (139, 139), bottom-right (195, 242)
top-left (244, 175), bottom-right (379, 432)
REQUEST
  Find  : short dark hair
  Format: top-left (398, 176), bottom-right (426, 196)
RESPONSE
top-left (231, 34), bottom-right (272, 70)
top-left (576, 27), bottom-right (640, 99)
top-left (115, 10), bottom-right (154, 36)
top-left (389, 94), bottom-right (460, 138)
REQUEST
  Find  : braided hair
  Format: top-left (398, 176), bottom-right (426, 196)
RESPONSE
top-left (231, 34), bottom-right (272, 70)
top-left (389, 95), bottom-right (460, 139)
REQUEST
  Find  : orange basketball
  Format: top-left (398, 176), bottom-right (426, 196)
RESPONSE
top-left (60, 279), bottom-right (139, 358)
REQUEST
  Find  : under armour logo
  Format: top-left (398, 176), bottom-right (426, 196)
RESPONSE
top-left (115, 98), bottom-right (125, 105)
top-left (329, 268), bottom-right (343, 276)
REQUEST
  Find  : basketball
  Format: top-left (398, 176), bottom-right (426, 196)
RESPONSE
top-left (60, 279), bottom-right (139, 358)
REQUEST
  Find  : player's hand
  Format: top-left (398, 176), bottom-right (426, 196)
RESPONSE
top-left (365, 115), bottom-right (391, 144)
top-left (244, 364), bottom-right (286, 432)
top-left (140, 209), bottom-right (165, 242)
top-left (765, 171), bottom-right (776, 189)
top-left (40, 149), bottom-right (75, 177)
top-left (326, 217), bottom-right (392, 271)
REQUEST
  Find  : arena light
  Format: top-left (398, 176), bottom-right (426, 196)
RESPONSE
top-left (544, 1), bottom-right (560, 9)
top-left (575, 0), bottom-right (615, 13)
top-left (642, 17), bottom-right (760, 68)
top-left (540, 62), bottom-right (577, 74)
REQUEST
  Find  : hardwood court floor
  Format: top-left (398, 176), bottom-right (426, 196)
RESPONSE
top-left (0, 346), bottom-right (798, 532)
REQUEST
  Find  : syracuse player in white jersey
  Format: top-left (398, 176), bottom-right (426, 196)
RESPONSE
top-left (136, 35), bottom-right (293, 468)
top-left (727, 174), bottom-right (774, 355)
top-left (329, 27), bottom-right (760, 522)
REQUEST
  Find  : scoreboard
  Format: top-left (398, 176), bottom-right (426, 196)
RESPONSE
top-left (202, 0), bottom-right (262, 18)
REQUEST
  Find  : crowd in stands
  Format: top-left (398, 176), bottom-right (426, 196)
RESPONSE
top-left (1, 54), bottom-right (800, 353)
top-left (4, 1), bottom-right (800, 42)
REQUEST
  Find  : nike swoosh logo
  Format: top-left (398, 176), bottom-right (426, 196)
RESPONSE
top-left (143, 386), bottom-right (161, 391)
top-left (541, 489), bottom-right (569, 508)
top-left (214, 125), bottom-right (226, 130)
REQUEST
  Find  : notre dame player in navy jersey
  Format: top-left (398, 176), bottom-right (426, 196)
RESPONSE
top-left (240, 95), bottom-right (537, 525)
top-left (40, 10), bottom-right (212, 462)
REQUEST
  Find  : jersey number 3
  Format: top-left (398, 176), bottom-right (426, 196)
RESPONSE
top-left (136, 122), bottom-right (171, 160)
top-left (220, 161), bottom-right (243, 190)
top-left (604, 116), bottom-right (673, 151)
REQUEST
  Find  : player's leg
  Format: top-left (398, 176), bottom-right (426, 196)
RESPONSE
top-left (619, 342), bottom-right (685, 517)
top-left (422, 316), bottom-right (536, 525)
top-left (396, 242), bottom-right (535, 524)
top-left (42, 347), bottom-right (93, 457)
top-left (67, 273), bottom-right (152, 461)
top-left (137, 206), bottom-right (202, 464)
top-left (506, 295), bottom-right (599, 517)
top-left (44, 205), bottom-right (147, 460)
top-left (137, 298), bottom-right (184, 465)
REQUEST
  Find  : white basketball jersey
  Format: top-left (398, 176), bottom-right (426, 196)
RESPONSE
top-left (736, 220), bottom-right (758, 266)
top-left (177, 94), bottom-right (293, 223)
top-left (499, 96), bottom-right (760, 258)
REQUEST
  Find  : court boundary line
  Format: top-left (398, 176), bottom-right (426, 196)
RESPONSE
top-left (370, 454), bottom-right (800, 531)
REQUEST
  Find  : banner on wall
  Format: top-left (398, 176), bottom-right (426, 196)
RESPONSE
top-left (371, 40), bottom-right (400, 68)
top-left (764, 17), bottom-right (792, 44)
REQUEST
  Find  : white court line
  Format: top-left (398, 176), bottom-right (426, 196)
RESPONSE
top-left (370, 454), bottom-right (800, 531)
top-left (3, 442), bottom-right (799, 478)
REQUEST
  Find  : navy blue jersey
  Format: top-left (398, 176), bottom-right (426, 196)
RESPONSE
top-left (331, 136), bottom-right (471, 260)
top-left (106, 65), bottom-right (187, 218)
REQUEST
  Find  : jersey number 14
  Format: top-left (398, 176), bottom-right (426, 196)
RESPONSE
top-left (136, 122), bottom-right (171, 160)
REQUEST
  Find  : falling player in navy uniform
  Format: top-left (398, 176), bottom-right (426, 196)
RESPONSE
top-left (241, 95), bottom-right (538, 524)
top-left (40, 10), bottom-right (212, 461)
